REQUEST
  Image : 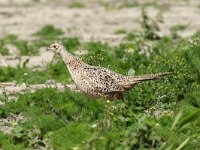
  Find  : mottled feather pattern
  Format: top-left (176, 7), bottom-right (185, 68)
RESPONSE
top-left (47, 43), bottom-right (172, 100)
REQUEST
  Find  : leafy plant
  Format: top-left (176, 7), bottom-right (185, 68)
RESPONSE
top-left (141, 8), bottom-right (163, 40)
top-left (69, 1), bottom-right (85, 8)
top-left (114, 29), bottom-right (127, 35)
top-left (0, 40), bottom-right (9, 55)
top-left (12, 126), bottom-right (48, 149)
top-left (62, 37), bottom-right (80, 52)
top-left (34, 25), bottom-right (64, 39)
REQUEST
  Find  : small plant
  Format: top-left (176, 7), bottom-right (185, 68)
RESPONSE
top-left (69, 1), bottom-right (85, 8)
top-left (141, 7), bottom-right (163, 40)
top-left (170, 24), bottom-right (190, 39)
top-left (117, 1), bottom-right (138, 9)
top-left (99, 0), bottom-right (138, 9)
top-left (34, 25), bottom-right (64, 39)
top-left (143, 2), bottom-right (169, 12)
top-left (12, 126), bottom-right (49, 149)
top-left (0, 87), bottom-right (8, 103)
top-left (0, 40), bottom-right (9, 55)
top-left (82, 41), bottom-right (111, 67)
top-left (114, 29), bottom-right (127, 35)
top-left (0, 34), bottom-right (38, 55)
top-left (15, 40), bottom-right (38, 55)
top-left (62, 37), bottom-right (80, 52)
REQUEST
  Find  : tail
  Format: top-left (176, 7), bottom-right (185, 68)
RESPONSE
top-left (128, 72), bottom-right (173, 83)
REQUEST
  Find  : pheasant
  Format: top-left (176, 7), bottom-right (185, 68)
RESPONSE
top-left (46, 43), bottom-right (172, 100)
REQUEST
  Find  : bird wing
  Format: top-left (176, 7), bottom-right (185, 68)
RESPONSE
top-left (80, 66), bottom-right (125, 93)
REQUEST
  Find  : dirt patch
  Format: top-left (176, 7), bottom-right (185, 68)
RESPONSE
top-left (0, 82), bottom-right (77, 98)
top-left (0, 48), bottom-right (54, 69)
top-left (0, 1), bottom-right (200, 43)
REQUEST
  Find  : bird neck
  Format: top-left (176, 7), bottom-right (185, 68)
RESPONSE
top-left (59, 48), bottom-right (85, 70)
top-left (59, 48), bottom-right (75, 64)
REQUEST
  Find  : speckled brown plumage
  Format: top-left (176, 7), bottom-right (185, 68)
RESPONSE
top-left (47, 43), bottom-right (172, 100)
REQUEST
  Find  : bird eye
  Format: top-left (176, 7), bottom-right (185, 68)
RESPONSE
top-left (53, 45), bottom-right (57, 49)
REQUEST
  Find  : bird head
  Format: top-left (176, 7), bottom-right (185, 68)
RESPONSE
top-left (46, 43), bottom-right (63, 54)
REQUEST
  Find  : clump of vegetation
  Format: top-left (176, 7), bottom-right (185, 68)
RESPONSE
top-left (170, 24), bottom-right (190, 39)
top-left (123, 8), bottom-right (164, 44)
top-left (114, 29), bottom-right (127, 35)
top-left (143, 2), bottom-right (169, 12)
top-left (117, 1), bottom-right (138, 9)
top-left (0, 34), bottom-right (38, 55)
top-left (140, 8), bottom-right (163, 40)
top-left (62, 37), bottom-right (80, 52)
top-left (0, 43), bottom-right (9, 56)
top-left (99, 0), bottom-right (138, 10)
top-left (34, 25), bottom-right (64, 39)
top-left (0, 60), bottom-right (71, 84)
top-left (0, 88), bottom-right (105, 149)
top-left (69, 1), bottom-right (85, 8)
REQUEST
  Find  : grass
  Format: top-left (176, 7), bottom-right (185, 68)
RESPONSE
top-left (0, 26), bottom-right (80, 84)
top-left (143, 2), bottom-right (170, 12)
top-left (0, 60), bottom-right (71, 84)
top-left (0, 34), bottom-right (38, 56)
top-left (34, 25), bottom-right (64, 39)
top-left (0, 24), bottom-right (200, 149)
top-left (170, 24), bottom-right (190, 39)
top-left (0, 36), bottom-right (10, 55)
top-left (99, 0), bottom-right (138, 10)
top-left (114, 29), bottom-right (127, 35)
top-left (99, 1), bottom-right (168, 11)
top-left (69, 1), bottom-right (85, 8)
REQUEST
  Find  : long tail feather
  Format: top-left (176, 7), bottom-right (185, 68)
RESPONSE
top-left (129, 72), bottom-right (173, 82)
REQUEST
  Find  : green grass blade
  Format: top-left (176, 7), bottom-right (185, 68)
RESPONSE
top-left (178, 110), bottom-right (200, 129)
top-left (175, 137), bottom-right (190, 150)
top-left (170, 108), bottom-right (183, 131)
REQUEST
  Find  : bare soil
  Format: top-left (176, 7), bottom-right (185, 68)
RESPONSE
top-left (0, 0), bottom-right (200, 43)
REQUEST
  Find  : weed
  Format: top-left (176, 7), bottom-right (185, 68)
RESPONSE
top-left (143, 2), bottom-right (169, 12)
top-left (114, 29), bottom-right (127, 35)
top-left (0, 34), bottom-right (38, 55)
top-left (117, 1), bottom-right (138, 9)
top-left (12, 126), bottom-right (48, 149)
top-left (141, 8), bottom-right (163, 40)
top-left (34, 25), bottom-right (64, 39)
top-left (0, 60), bottom-right (71, 84)
top-left (170, 24), bottom-right (190, 39)
top-left (69, 1), bottom-right (85, 8)
top-left (99, 0), bottom-right (138, 10)
top-left (0, 40), bottom-right (9, 55)
top-left (62, 37), bottom-right (80, 52)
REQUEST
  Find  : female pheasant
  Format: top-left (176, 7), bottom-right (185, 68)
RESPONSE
top-left (46, 43), bottom-right (172, 100)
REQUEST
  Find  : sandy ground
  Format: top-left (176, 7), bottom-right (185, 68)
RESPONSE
top-left (0, 0), bottom-right (200, 42)
top-left (0, 82), bottom-right (76, 95)
top-left (0, 48), bottom-right (54, 68)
